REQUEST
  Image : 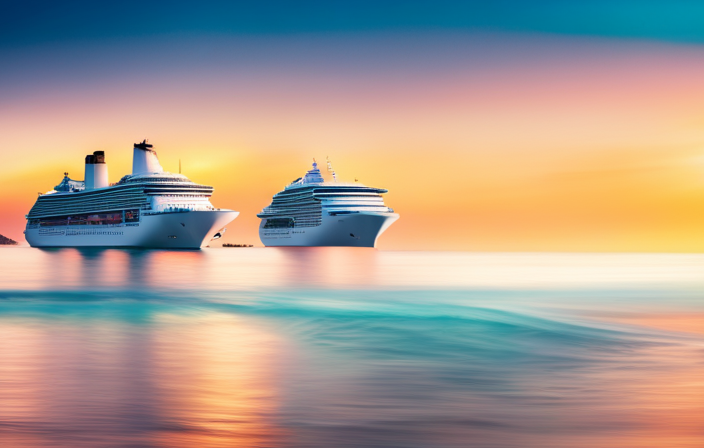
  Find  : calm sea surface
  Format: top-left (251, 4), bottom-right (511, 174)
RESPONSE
top-left (1, 248), bottom-right (703, 447)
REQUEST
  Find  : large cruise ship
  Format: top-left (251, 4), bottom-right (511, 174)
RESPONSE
top-left (25, 141), bottom-right (238, 248)
top-left (257, 159), bottom-right (398, 247)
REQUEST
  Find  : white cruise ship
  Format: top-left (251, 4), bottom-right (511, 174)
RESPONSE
top-left (25, 141), bottom-right (238, 249)
top-left (257, 159), bottom-right (398, 247)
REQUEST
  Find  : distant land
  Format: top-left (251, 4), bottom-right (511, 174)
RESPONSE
top-left (0, 234), bottom-right (18, 245)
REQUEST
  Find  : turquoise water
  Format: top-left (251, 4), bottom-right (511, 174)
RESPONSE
top-left (1, 248), bottom-right (703, 447)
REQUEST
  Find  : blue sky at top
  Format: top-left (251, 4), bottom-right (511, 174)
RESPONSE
top-left (2, 0), bottom-right (704, 48)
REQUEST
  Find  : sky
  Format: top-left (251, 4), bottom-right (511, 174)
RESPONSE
top-left (2, 1), bottom-right (704, 251)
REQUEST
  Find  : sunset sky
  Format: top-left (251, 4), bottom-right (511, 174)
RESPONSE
top-left (3, 1), bottom-right (704, 251)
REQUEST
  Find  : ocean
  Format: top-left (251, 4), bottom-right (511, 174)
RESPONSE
top-left (0, 248), bottom-right (702, 447)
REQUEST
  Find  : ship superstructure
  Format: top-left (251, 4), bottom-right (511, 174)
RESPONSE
top-left (257, 159), bottom-right (398, 247)
top-left (25, 141), bottom-right (238, 248)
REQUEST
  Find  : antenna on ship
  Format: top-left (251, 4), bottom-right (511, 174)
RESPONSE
top-left (326, 156), bottom-right (337, 182)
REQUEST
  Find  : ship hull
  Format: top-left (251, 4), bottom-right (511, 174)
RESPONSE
top-left (259, 212), bottom-right (398, 247)
top-left (25, 210), bottom-right (238, 249)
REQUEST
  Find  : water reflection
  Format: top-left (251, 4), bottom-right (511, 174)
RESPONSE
top-left (150, 313), bottom-right (290, 447)
top-left (3, 248), bottom-right (703, 292)
top-left (1, 249), bottom-right (703, 447)
top-left (272, 247), bottom-right (380, 288)
top-left (8, 247), bottom-right (386, 291)
top-left (0, 307), bottom-right (288, 447)
top-left (32, 248), bottom-right (209, 290)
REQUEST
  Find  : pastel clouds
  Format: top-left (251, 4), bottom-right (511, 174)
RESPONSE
top-left (2, 33), bottom-right (704, 250)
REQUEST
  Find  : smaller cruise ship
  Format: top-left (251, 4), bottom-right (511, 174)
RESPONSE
top-left (257, 159), bottom-right (398, 247)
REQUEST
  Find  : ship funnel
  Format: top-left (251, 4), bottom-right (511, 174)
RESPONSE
top-left (84, 151), bottom-right (108, 190)
top-left (132, 140), bottom-right (164, 175)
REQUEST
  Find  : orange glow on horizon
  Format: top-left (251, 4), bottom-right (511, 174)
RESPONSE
top-left (3, 35), bottom-right (704, 251)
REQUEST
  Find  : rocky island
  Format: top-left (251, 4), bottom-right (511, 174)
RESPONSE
top-left (0, 234), bottom-right (18, 245)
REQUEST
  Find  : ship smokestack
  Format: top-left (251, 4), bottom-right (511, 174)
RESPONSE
top-left (84, 151), bottom-right (108, 190)
top-left (132, 140), bottom-right (164, 175)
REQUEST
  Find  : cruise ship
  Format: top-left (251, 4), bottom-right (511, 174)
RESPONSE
top-left (257, 159), bottom-right (398, 247)
top-left (25, 141), bottom-right (238, 248)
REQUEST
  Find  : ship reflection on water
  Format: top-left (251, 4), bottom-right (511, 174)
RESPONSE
top-left (17, 246), bottom-right (384, 291)
top-left (0, 248), bottom-right (703, 447)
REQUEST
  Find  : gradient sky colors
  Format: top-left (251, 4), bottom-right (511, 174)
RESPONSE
top-left (2, 1), bottom-right (704, 251)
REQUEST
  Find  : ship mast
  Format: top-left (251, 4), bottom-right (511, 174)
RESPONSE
top-left (326, 156), bottom-right (337, 182)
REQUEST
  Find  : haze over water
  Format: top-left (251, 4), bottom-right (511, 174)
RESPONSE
top-left (1, 247), bottom-right (703, 447)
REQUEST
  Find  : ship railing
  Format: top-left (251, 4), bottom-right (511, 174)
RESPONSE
top-left (144, 206), bottom-right (217, 215)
